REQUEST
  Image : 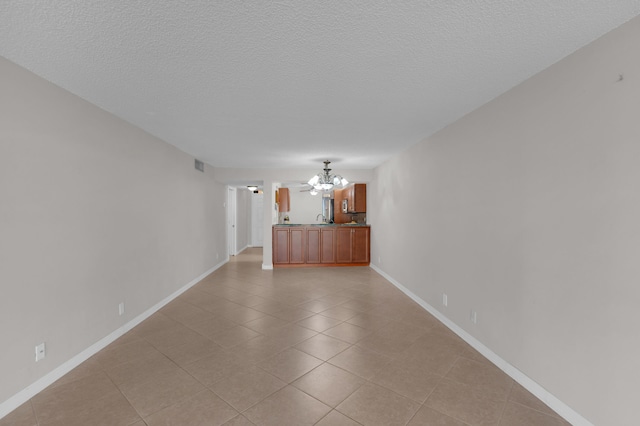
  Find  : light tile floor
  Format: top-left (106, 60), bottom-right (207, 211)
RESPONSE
top-left (1, 248), bottom-right (570, 426)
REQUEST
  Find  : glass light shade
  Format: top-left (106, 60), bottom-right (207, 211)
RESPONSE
top-left (307, 161), bottom-right (348, 193)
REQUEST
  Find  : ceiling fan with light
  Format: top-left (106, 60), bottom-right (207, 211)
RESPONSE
top-left (306, 160), bottom-right (348, 195)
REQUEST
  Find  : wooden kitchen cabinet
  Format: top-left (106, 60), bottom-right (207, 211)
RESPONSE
top-left (336, 226), bottom-right (370, 264)
top-left (273, 225), bottom-right (368, 267)
top-left (352, 227), bottom-right (370, 263)
top-left (336, 227), bottom-right (353, 263)
top-left (349, 183), bottom-right (367, 213)
top-left (306, 227), bottom-right (320, 263)
top-left (273, 226), bottom-right (304, 265)
top-left (306, 227), bottom-right (336, 264)
top-left (333, 188), bottom-right (347, 224)
top-left (346, 183), bottom-right (366, 213)
top-left (278, 188), bottom-right (290, 212)
top-left (273, 227), bottom-right (290, 264)
top-left (289, 227), bottom-right (305, 263)
top-left (320, 227), bottom-right (336, 263)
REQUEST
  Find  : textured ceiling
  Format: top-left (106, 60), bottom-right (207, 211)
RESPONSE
top-left (1, 1), bottom-right (639, 169)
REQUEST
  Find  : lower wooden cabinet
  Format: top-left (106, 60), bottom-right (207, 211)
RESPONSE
top-left (306, 227), bottom-right (321, 263)
top-left (336, 226), bottom-right (370, 264)
top-left (273, 226), bottom-right (305, 265)
top-left (305, 227), bottom-right (336, 264)
top-left (273, 227), bottom-right (290, 264)
top-left (320, 228), bottom-right (336, 264)
top-left (352, 227), bottom-right (370, 263)
top-left (336, 228), bottom-right (353, 263)
top-left (273, 225), bottom-right (368, 267)
top-left (289, 227), bottom-right (305, 264)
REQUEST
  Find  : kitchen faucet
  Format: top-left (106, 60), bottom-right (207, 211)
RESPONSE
top-left (316, 213), bottom-right (326, 223)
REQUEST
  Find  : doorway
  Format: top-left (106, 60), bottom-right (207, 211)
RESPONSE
top-left (227, 187), bottom-right (237, 256)
top-left (251, 192), bottom-right (264, 247)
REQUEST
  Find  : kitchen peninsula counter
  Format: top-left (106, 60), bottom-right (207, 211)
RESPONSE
top-left (273, 224), bottom-right (370, 267)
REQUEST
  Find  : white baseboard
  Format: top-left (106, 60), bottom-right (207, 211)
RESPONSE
top-left (0, 259), bottom-right (228, 420)
top-left (369, 264), bottom-right (591, 426)
top-left (262, 263), bottom-right (273, 270)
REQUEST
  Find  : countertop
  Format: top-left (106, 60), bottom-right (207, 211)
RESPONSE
top-left (274, 223), bottom-right (369, 227)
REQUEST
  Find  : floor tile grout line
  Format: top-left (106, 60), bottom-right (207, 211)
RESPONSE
top-left (101, 370), bottom-right (146, 425)
top-left (28, 399), bottom-right (41, 426)
top-left (15, 248), bottom-right (562, 426)
top-left (409, 373), bottom-right (476, 426)
top-left (507, 399), bottom-right (570, 422)
top-left (494, 381), bottom-right (515, 426)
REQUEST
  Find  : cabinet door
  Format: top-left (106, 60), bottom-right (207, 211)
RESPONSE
top-left (320, 228), bottom-right (336, 263)
top-left (306, 228), bottom-right (321, 264)
top-left (273, 228), bottom-right (290, 264)
top-left (336, 227), bottom-right (353, 263)
top-left (289, 227), bottom-right (305, 264)
top-left (353, 184), bottom-right (367, 213)
top-left (333, 188), bottom-right (347, 224)
top-left (352, 227), bottom-right (370, 263)
top-left (346, 186), bottom-right (355, 213)
top-left (278, 188), bottom-right (290, 212)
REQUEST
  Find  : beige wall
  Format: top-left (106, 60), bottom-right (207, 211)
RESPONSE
top-left (0, 57), bottom-right (227, 406)
top-left (369, 16), bottom-right (640, 425)
top-left (285, 188), bottom-right (324, 224)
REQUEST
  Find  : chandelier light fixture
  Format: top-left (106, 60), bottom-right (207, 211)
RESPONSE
top-left (307, 160), bottom-right (348, 195)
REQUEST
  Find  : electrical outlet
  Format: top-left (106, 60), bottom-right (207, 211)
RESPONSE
top-left (216, 252), bottom-right (219, 260)
top-left (35, 342), bottom-right (46, 362)
top-left (442, 293), bottom-right (448, 307)
top-left (378, 256), bottom-right (381, 264)
top-left (118, 302), bottom-right (125, 316)
top-left (470, 310), bottom-right (478, 324)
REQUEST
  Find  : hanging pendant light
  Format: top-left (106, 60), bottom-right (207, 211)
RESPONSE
top-left (307, 160), bottom-right (348, 193)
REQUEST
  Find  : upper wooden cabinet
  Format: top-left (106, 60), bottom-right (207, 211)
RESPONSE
top-left (344, 183), bottom-right (366, 213)
top-left (278, 188), bottom-right (290, 212)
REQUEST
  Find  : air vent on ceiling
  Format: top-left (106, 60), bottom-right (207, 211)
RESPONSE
top-left (195, 159), bottom-right (204, 172)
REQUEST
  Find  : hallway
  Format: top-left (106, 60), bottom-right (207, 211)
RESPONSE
top-left (1, 248), bottom-right (568, 425)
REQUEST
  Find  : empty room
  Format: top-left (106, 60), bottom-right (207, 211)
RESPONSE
top-left (2, 2), bottom-right (639, 425)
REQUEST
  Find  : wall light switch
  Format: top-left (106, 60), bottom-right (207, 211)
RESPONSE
top-left (35, 342), bottom-right (45, 362)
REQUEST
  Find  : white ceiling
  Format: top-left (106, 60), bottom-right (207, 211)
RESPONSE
top-left (2, 1), bottom-right (639, 170)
